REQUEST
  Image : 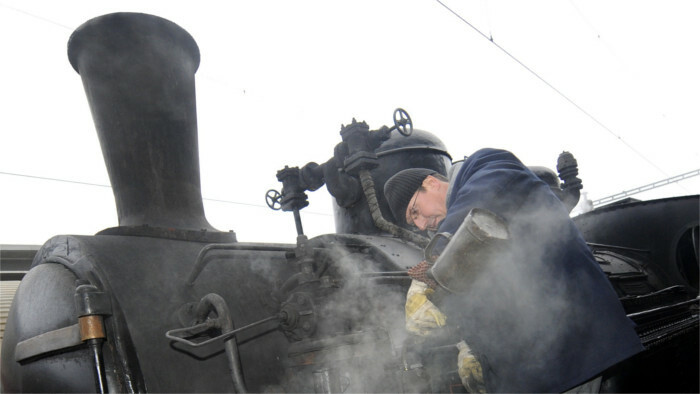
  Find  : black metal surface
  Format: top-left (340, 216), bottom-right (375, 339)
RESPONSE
top-left (187, 242), bottom-right (295, 285)
top-left (97, 225), bottom-right (237, 243)
top-left (574, 198), bottom-right (700, 392)
top-left (2, 264), bottom-right (98, 393)
top-left (600, 328), bottom-right (698, 393)
top-left (574, 195), bottom-right (700, 293)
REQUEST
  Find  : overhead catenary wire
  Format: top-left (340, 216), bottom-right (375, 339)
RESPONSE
top-left (434, 0), bottom-right (671, 178)
top-left (0, 171), bottom-right (111, 188)
top-left (3, 2), bottom-right (691, 207)
top-left (567, 0), bottom-right (628, 68)
top-left (0, 4), bottom-right (329, 217)
top-left (0, 4), bottom-right (335, 219)
top-left (0, 171), bottom-right (332, 216)
top-left (2, 0), bottom-right (679, 181)
top-left (0, 2), bottom-right (73, 30)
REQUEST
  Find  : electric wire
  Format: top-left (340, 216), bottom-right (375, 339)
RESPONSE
top-left (2, 2), bottom-right (688, 202)
top-left (567, 0), bottom-right (627, 66)
top-left (0, 171), bottom-right (332, 216)
top-left (0, 171), bottom-right (110, 188)
top-left (434, 0), bottom-right (670, 178)
top-left (0, 2), bottom-right (73, 31)
top-left (0, 4), bottom-right (331, 216)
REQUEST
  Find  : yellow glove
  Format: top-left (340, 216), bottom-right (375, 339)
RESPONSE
top-left (405, 280), bottom-right (447, 336)
top-left (457, 340), bottom-right (487, 393)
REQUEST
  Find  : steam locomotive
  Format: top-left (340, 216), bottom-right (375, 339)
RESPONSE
top-left (1, 12), bottom-right (697, 393)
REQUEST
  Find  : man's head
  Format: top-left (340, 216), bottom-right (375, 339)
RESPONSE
top-left (384, 168), bottom-right (449, 231)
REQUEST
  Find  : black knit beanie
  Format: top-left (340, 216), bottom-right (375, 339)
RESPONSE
top-left (384, 168), bottom-right (436, 225)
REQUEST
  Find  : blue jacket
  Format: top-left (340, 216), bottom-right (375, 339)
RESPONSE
top-left (437, 148), bottom-right (642, 392)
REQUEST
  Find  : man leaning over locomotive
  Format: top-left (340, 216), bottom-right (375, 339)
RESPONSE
top-left (383, 148), bottom-right (643, 393)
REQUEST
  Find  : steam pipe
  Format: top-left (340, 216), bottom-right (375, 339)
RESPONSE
top-left (195, 294), bottom-right (248, 393)
top-left (293, 210), bottom-right (304, 235)
top-left (187, 243), bottom-right (295, 285)
top-left (67, 13), bottom-right (218, 232)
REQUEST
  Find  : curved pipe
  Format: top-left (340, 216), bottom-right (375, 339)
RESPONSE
top-left (359, 170), bottom-right (429, 248)
top-left (195, 294), bottom-right (247, 393)
top-left (561, 189), bottom-right (581, 213)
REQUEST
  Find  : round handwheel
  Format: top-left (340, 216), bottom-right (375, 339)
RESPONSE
top-left (393, 108), bottom-right (413, 136)
top-left (265, 189), bottom-right (282, 210)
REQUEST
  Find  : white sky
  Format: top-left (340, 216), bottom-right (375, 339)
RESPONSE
top-left (1, 0), bottom-right (698, 246)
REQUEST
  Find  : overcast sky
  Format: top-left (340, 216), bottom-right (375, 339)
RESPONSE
top-left (1, 0), bottom-right (698, 246)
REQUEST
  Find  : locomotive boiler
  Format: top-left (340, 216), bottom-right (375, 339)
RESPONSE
top-left (1, 12), bottom-right (697, 393)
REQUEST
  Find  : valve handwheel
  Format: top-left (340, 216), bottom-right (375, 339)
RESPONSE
top-left (393, 108), bottom-right (413, 136)
top-left (265, 189), bottom-right (282, 210)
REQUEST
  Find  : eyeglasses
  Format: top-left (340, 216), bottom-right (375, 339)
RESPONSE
top-left (407, 191), bottom-right (421, 226)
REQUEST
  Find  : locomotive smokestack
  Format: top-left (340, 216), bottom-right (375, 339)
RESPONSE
top-left (67, 13), bottom-right (223, 237)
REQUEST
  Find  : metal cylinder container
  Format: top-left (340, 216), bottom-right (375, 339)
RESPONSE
top-left (429, 208), bottom-right (509, 293)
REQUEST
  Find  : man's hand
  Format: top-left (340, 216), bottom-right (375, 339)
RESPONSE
top-left (457, 340), bottom-right (487, 393)
top-left (405, 280), bottom-right (446, 336)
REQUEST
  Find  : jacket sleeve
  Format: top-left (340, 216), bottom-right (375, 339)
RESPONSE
top-left (438, 148), bottom-right (547, 237)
